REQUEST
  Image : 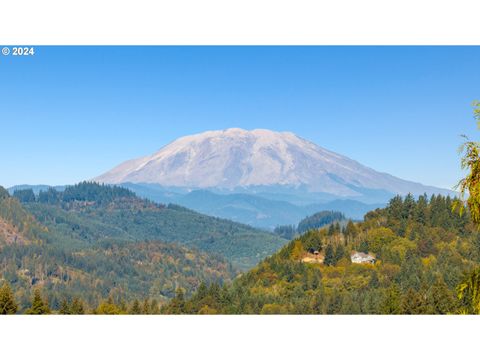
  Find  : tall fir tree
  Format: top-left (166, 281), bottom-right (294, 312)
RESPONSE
top-left (0, 282), bottom-right (18, 315)
top-left (324, 243), bottom-right (335, 266)
top-left (26, 289), bottom-right (50, 315)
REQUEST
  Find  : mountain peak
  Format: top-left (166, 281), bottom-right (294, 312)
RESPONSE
top-left (94, 128), bottom-right (451, 198)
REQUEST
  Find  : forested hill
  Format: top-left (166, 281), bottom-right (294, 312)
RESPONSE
top-left (162, 194), bottom-right (480, 314)
top-left (14, 182), bottom-right (286, 270)
top-left (0, 187), bottom-right (46, 246)
top-left (0, 184), bottom-right (241, 311)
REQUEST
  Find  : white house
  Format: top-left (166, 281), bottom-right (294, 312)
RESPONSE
top-left (351, 251), bottom-right (375, 264)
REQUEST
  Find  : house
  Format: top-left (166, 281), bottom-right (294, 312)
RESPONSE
top-left (302, 249), bottom-right (323, 264)
top-left (351, 251), bottom-right (375, 264)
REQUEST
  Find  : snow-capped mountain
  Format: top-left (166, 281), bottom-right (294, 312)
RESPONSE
top-left (94, 128), bottom-right (451, 198)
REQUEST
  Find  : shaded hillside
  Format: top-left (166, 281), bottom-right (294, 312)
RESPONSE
top-left (162, 194), bottom-right (479, 314)
top-left (0, 187), bottom-right (45, 246)
top-left (14, 183), bottom-right (287, 270)
top-left (0, 184), bottom-right (238, 311)
top-left (0, 239), bottom-right (236, 311)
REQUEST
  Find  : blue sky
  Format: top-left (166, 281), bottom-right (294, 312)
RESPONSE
top-left (0, 46), bottom-right (479, 189)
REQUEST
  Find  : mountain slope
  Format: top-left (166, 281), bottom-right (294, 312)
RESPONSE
top-left (94, 128), bottom-right (452, 198)
top-left (15, 183), bottom-right (287, 270)
top-left (161, 194), bottom-right (476, 314)
top-left (0, 184), bottom-right (239, 310)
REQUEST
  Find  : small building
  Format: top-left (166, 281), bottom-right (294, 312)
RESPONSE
top-left (302, 249), bottom-right (324, 264)
top-left (351, 251), bottom-right (375, 264)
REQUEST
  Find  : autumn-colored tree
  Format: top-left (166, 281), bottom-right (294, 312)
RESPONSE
top-left (96, 297), bottom-right (123, 315)
top-left (457, 267), bottom-right (480, 314)
top-left (456, 101), bottom-right (480, 224)
top-left (0, 282), bottom-right (18, 315)
top-left (454, 102), bottom-right (480, 314)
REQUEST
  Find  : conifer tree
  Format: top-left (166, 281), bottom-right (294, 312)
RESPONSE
top-left (323, 244), bottom-right (335, 266)
top-left (26, 289), bottom-right (51, 315)
top-left (96, 296), bottom-right (122, 315)
top-left (327, 224), bottom-right (335, 236)
top-left (130, 299), bottom-right (141, 314)
top-left (70, 298), bottom-right (85, 314)
top-left (0, 282), bottom-right (18, 315)
top-left (59, 298), bottom-right (71, 315)
top-left (380, 284), bottom-right (401, 314)
top-left (170, 288), bottom-right (186, 314)
top-left (359, 240), bottom-right (369, 254)
top-left (345, 220), bottom-right (357, 240)
top-left (334, 244), bottom-right (346, 264)
top-left (142, 299), bottom-right (151, 314)
top-left (150, 299), bottom-right (159, 314)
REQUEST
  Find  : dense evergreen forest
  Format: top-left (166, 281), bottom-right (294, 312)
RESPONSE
top-left (274, 210), bottom-right (346, 239)
top-left (161, 194), bottom-right (480, 314)
top-left (2, 183), bottom-right (480, 314)
top-left (0, 182), bottom-right (289, 313)
top-left (15, 182), bottom-right (286, 270)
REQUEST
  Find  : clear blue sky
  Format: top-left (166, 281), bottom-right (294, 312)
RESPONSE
top-left (1, 46), bottom-right (479, 189)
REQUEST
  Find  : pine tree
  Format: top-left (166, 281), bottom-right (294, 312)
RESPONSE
top-left (130, 299), bottom-right (141, 314)
top-left (324, 244), bottom-right (335, 266)
top-left (359, 240), bottom-right (369, 254)
top-left (168, 288), bottom-right (186, 314)
top-left (142, 299), bottom-right (151, 314)
top-left (369, 270), bottom-right (380, 289)
top-left (380, 284), bottom-right (401, 314)
top-left (345, 220), bottom-right (358, 240)
top-left (428, 280), bottom-right (455, 314)
top-left (327, 224), bottom-right (335, 236)
top-left (150, 299), bottom-right (159, 314)
top-left (401, 288), bottom-right (427, 314)
top-left (334, 244), bottom-right (346, 264)
top-left (59, 298), bottom-right (71, 314)
top-left (70, 298), bottom-right (85, 314)
top-left (26, 289), bottom-right (50, 315)
top-left (403, 193), bottom-right (416, 220)
top-left (0, 282), bottom-right (18, 315)
top-left (415, 194), bottom-right (428, 225)
top-left (334, 222), bottom-right (341, 234)
top-left (96, 296), bottom-right (122, 315)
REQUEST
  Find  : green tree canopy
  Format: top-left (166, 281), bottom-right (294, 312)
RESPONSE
top-left (26, 289), bottom-right (50, 315)
top-left (0, 282), bottom-right (18, 315)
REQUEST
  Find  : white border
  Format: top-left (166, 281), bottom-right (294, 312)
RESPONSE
top-left (1, 1), bottom-right (479, 358)
top-left (1, 0), bottom-right (480, 45)
top-left (1, 315), bottom-right (478, 359)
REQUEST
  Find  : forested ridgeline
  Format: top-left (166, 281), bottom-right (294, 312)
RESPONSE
top-left (161, 194), bottom-right (480, 314)
top-left (3, 187), bottom-right (480, 314)
top-left (12, 182), bottom-right (287, 270)
top-left (1, 183), bottom-right (291, 313)
top-left (274, 210), bottom-right (346, 240)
